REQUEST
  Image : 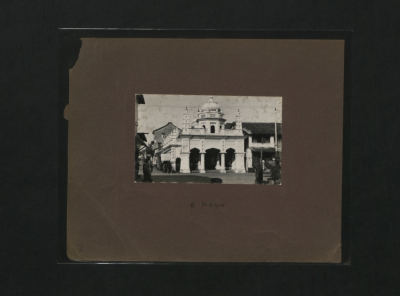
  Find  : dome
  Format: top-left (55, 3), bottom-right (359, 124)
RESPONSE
top-left (201, 97), bottom-right (220, 110)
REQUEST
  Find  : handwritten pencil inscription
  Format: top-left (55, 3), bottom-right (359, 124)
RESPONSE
top-left (191, 202), bottom-right (226, 209)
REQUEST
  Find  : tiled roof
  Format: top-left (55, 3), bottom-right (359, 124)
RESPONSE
top-left (224, 122), bottom-right (235, 129)
top-left (136, 94), bottom-right (145, 104)
top-left (152, 122), bottom-right (182, 133)
top-left (228, 122), bottom-right (282, 135)
top-left (136, 133), bottom-right (148, 142)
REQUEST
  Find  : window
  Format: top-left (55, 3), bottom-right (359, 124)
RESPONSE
top-left (253, 136), bottom-right (270, 143)
top-left (210, 125), bottom-right (215, 133)
top-left (210, 114), bottom-right (216, 118)
top-left (201, 115), bottom-right (205, 118)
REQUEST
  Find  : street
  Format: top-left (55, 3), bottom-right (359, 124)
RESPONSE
top-left (137, 167), bottom-right (265, 184)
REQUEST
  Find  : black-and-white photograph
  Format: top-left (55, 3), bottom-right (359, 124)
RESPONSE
top-left (135, 94), bottom-right (282, 184)
top-left (65, 36), bottom-right (346, 264)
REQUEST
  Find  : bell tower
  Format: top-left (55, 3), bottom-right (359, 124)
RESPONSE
top-left (235, 109), bottom-right (242, 131)
top-left (182, 106), bottom-right (190, 134)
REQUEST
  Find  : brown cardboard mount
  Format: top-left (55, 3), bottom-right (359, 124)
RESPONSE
top-left (67, 38), bottom-right (344, 262)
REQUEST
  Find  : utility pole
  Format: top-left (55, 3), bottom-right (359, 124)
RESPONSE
top-left (261, 135), bottom-right (263, 168)
top-left (260, 135), bottom-right (264, 184)
top-left (275, 103), bottom-right (278, 159)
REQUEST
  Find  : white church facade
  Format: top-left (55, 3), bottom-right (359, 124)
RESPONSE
top-left (159, 97), bottom-right (247, 173)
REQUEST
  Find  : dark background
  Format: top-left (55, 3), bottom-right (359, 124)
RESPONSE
top-left (1, 0), bottom-right (399, 295)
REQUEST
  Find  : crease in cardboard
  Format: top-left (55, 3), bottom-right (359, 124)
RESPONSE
top-left (327, 243), bottom-right (342, 263)
top-left (68, 181), bottom-right (141, 259)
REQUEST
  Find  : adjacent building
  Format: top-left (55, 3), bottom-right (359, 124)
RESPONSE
top-left (241, 122), bottom-right (282, 171)
top-left (135, 94), bottom-right (149, 161)
top-left (152, 97), bottom-right (281, 173)
top-left (152, 122), bottom-right (182, 149)
top-left (150, 122), bottom-right (181, 170)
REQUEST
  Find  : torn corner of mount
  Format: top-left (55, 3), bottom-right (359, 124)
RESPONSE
top-left (64, 104), bottom-right (69, 120)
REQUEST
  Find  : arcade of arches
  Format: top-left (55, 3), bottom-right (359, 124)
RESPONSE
top-left (183, 145), bottom-right (244, 173)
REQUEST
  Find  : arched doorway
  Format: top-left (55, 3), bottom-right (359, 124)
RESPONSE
top-left (189, 148), bottom-right (200, 172)
top-left (175, 158), bottom-right (181, 173)
top-left (205, 148), bottom-right (220, 170)
top-left (225, 148), bottom-right (235, 170)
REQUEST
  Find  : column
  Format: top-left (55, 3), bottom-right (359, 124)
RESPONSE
top-left (171, 147), bottom-right (176, 172)
top-left (180, 153), bottom-right (190, 173)
top-left (220, 153), bottom-right (226, 173)
top-left (234, 152), bottom-right (246, 173)
top-left (246, 147), bottom-right (253, 170)
top-left (200, 153), bottom-right (206, 173)
top-left (270, 136), bottom-right (274, 147)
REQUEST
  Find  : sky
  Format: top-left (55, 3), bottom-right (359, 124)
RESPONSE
top-left (138, 94), bottom-right (282, 142)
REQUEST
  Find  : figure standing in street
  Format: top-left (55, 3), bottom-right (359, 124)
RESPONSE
top-left (148, 157), bottom-right (153, 173)
top-left (147, 157), bottom-right (153, 181)
top-left (270, 158), bottom-right (281, 185)
top-left (145, 141), bottom-right (155, 159)
top-left (143, 158), bottom-right (152, 182)
top-left (254, 162), bottom-right (263, 184)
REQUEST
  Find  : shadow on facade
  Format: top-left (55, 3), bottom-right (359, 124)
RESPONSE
top-left (189, 148), bottom-right (200, 171)
top-left (225, 148), bottom-right (235, 170)
top-left (205, 148), bottom-right (220, 170)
